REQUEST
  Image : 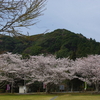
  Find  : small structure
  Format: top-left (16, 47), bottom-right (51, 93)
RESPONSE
top-left (59, 85), bottom-right (65, 91)
top-left (19, 86), bottom-right (28, 93)
top-left (59, 83), bottom-right (67, 92)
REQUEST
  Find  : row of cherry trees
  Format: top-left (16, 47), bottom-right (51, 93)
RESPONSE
top-left (0, 52), bottom-right (100, 92)
top-left (0, 53), bottom-right (72, 92)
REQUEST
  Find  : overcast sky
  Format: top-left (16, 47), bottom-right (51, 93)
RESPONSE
top-left (24, 0), bottom-right (100, 42)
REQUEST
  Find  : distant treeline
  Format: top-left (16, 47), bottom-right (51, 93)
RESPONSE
top-left (0, 29), bottom-right (100, 59)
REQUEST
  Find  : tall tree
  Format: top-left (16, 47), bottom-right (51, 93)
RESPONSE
top-left (74, 55), bottom-right (100, 92)
top-left (0, 0), bottom-right (46, 36)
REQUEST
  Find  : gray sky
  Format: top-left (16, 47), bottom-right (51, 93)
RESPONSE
top-left (24, 0), bottom-right (100, 42)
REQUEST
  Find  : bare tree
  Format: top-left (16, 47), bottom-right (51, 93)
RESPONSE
top-left (0, 0), bottom-right (46, 36)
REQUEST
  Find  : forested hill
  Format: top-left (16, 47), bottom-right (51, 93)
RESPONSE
top-left (0, 29), bottom-right (100, 59)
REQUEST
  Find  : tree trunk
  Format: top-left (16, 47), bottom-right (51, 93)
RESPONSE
top-left (45, 85), bottom-right (48, 93)
top-left (11, 82), bottom-right (14, 93)
top-left (84, 82), bottom-right (87, 91)
top-left (71, 83), bottom-right (73, 92)
top-left (95, 83), bottom-right (99, 92)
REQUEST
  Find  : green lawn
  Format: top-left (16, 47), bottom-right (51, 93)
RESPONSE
top-left (0, 93), bottom-right (100, 100)
top-left (55, 94), bottom-right (100, 100)
top-left (0, 94), bottom-right (55, 100)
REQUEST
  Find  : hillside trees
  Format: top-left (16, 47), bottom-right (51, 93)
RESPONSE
top-left (29, 29), bottom-right (100, 58)
top-left (0, 35), bottom-right (30, 54)
top-left (0, 29), bottom-right (100, 58)
top-left (0, 0), bottom-right (46, 36)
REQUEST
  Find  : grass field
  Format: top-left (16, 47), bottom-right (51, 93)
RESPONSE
top-left (0, 93), bottom-right (100, 100)
top-left (0, 94), bottom-right (55, 100)
top-left (55, 94), bottom-right (100, 100)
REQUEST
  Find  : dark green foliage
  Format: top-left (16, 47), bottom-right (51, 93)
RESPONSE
top-left (70, 51), bottom-right (76, 61)
top-left (55, 48), bottom-right (70, 58)
top-left (0, 35), bottom-right (15, 52)
top-left (0, 29), bottom-right (100, 58)
top-left (23, 45), bottom-right (42, 55)
top-left (28, 81), bottom-right (43, 92)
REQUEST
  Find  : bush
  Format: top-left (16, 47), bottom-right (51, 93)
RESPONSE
top-left (0, 89), bottom-right (5, 93)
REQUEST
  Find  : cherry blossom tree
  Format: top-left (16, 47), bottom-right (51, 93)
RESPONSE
top-left (26, 55), bottom-right (59, 92)
top-left (0, 52), bottom-right (25, 92)
top-left (26, 55), bottom-right (75, 92)
top-left (74, 55), bottom-right (100, 92)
